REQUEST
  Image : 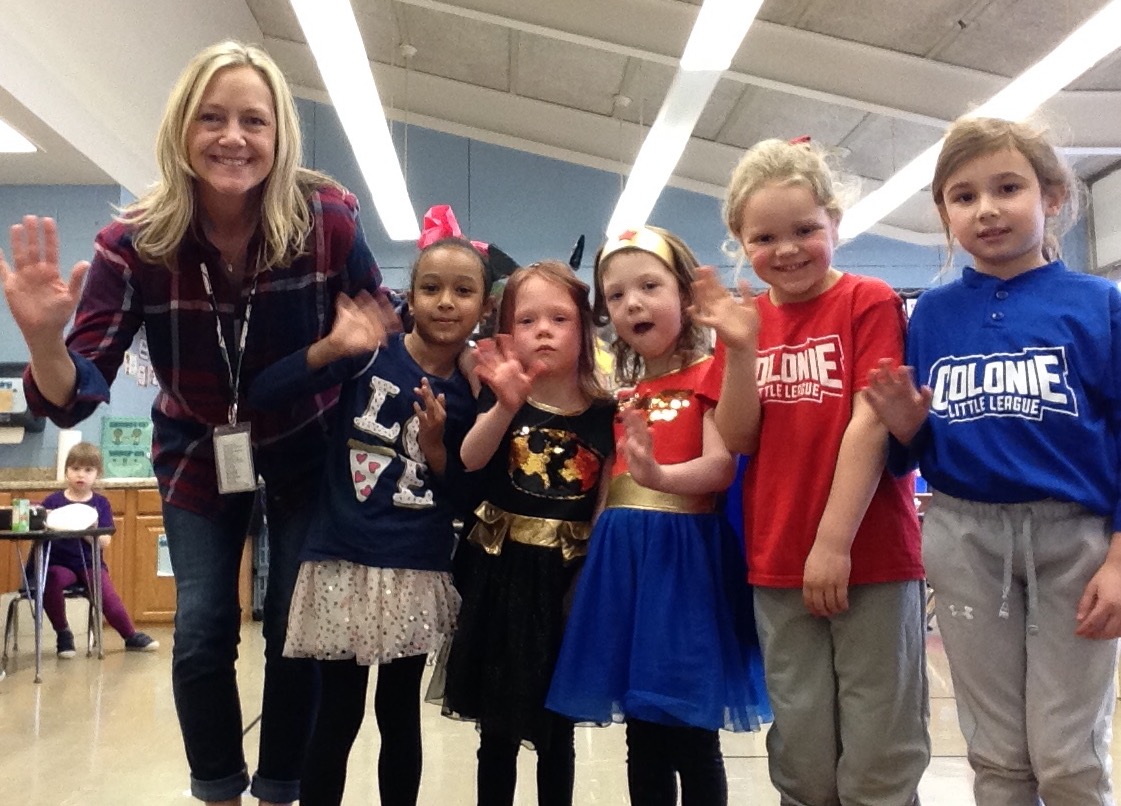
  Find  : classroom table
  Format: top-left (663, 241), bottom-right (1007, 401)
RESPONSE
top-left (0, 526), bottom-right (115, 682)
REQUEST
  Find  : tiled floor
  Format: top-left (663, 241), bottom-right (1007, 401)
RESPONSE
top-left (0, 600), bottom-right (1107, 804)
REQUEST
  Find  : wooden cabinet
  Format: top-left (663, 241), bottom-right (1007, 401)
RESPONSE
top-left (1, 484), bottom-right (252, 624)
top-left (131, 489), bottom-right (175, 623)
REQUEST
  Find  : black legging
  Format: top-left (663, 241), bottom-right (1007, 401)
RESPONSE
top-left (625, 718), bottom-right (727, 806)
top-left (477, 712), bottom-right (575, 806)
top-left (300, 653), bottom-right (428, 806)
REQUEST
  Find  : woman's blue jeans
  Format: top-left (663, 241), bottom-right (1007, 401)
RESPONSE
top-left (163, 471), bottom-right (319, 803)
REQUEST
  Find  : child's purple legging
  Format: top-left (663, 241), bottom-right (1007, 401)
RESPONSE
top-left (42, 565), bottom-right (136, 639)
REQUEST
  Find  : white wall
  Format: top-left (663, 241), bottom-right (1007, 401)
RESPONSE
top-left (1092, 166), bottom-right (1121, 271)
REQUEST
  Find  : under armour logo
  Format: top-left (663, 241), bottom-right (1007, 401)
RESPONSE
top-left (948, 604), bottom-right (974, 620)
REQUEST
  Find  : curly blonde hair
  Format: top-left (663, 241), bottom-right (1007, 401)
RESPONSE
top-left (722, 138), bottom-right (854, 263)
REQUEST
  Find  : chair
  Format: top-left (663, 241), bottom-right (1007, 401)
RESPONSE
top-left (3, 582), bottom-right (97, 667)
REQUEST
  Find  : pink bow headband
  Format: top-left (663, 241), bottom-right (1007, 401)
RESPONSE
top-left (417, 204), bottom-right (488, 254)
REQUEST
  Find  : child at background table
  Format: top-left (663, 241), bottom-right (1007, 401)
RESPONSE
top-left (37, 441), bottom-right (158, 657)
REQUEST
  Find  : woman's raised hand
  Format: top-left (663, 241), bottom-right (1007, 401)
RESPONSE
top-left (0, 217), bottom-right (90, 347)
top-left (689, 266), bottom-right (759, 351)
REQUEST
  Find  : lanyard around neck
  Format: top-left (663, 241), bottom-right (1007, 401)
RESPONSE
top-left (200, 262), bottom-right (259, 425)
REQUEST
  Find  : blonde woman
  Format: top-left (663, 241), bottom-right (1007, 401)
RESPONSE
top-left (0, 41), bottom-right (385, 806)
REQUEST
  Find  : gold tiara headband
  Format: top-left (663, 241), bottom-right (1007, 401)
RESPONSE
top-left (598, 227), bottom-right (675, 271)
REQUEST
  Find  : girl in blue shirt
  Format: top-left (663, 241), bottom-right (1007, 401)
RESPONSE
top-left (866, 116), bottom-right (1121, 805)
top-left (250, 236), bottom-right (490, 806)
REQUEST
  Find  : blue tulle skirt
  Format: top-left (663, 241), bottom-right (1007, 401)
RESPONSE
top-left (546, 507), bottom-right (771, 732)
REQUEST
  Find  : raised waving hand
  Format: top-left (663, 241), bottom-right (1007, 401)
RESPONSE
top-left (617, 407), bottom-right (663, 490)
top-left (328, 291), bottom-right (389, 356)
top-left (473, 334), bottom-right (544, 412)
top-left (307, 291), bottom-right (390, 370)
top-left (864, 358), bottom-right (932, 444)
top-left (689, 266), bottom-right (759, 351)
top-left (0, 216), bottom-right (90, 347)
top-left (414, 377), bottom-right (449, 475)
top-left (459, 335), bottom-right (547, 471)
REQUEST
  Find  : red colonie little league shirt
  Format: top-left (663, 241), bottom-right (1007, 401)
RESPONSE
top-left (699, 273), bottom-right (923, 588)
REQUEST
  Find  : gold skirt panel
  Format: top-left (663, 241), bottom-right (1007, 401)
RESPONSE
top-left (467, 501), bottom-right (591, 563)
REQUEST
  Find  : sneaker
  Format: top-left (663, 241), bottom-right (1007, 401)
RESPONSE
top-left (57, 629), bottom-right (77, 659)
top-left (125, 632), bottom-right (159, 652)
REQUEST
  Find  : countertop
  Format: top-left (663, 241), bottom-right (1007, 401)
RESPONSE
top-left (0, 478), bottom-right (157, 492)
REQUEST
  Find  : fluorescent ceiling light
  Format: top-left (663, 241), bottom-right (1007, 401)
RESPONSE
top-left (680, 0), bottom-right (766, 71)
top-left (839, 0), bottom-right (1121, 241)
top-left (838, 144), bottom-right (942, 241)
top-left (607, 70), bottom-right (723, 236)
top-left (0, 119), bottom-right (36, 153)
top-left (607, 0), bottom-right (764, 235)
top-left (290, 0), bottom-right (419, 241)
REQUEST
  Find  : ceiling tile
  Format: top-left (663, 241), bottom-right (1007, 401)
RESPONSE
top-left (248, 0), bottom-right (400, 75)
top-left (398, 4), bottom-right (510, 92)
top-left (840, 115), bottom-right (945, 182)
top-left (718, 86), bottom-right (867, 151)
top-left (693, 78), bottom-right (745, 141)
top-left (1069, 49), bottom-right (1121, 91)
top-left (932, 0), bottom-right (1113, 76)
top-left (613, 60), bottom-right (675, 127)
top-left (0, 88), bottom-right (114, 185)
top-left (355, 0), bottom-right (403, 66)
top-left (1072, 153), bottom-right (1121, 181)
top-left (246, 0), bottom-right (306, 42)
top-left (882, 194), bottom-right (945, 235)
top-left (514, 33), bottom-right (627, 116)
top-left (792, 0), bottom-right (974, 57)
top-left (758, 0), bottom-right (820, 26)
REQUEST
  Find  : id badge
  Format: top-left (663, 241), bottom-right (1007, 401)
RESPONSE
top-left (213, 422), bottom-right (257, 494)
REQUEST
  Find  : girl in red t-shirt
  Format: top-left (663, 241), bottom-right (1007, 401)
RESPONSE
top-left (694, 138), bottom-right (929, 806)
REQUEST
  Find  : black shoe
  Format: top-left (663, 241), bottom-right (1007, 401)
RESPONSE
top-left (124, 632), bottom-right (159, 652)
top-left (57, 629), bottom-right (77, 659)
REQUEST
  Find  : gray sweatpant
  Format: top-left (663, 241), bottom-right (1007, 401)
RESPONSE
top-left (755, 580), bottom-right (930, 806)
top-left (924, 492), bottom-right (1118, 806)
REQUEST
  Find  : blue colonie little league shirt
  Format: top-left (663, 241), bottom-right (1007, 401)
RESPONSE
top-left (895, 261), bottom-right (1121, 531)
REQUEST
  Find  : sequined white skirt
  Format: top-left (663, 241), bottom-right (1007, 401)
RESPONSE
top-left (284, 559), bottom-right (460, 666)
